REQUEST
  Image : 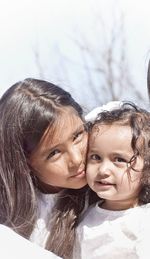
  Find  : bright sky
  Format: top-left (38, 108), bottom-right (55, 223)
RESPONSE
top-left (0, 0), bottom-right (150, 107)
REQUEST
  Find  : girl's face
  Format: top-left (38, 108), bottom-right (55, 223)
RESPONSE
top-left (29, 108), bottom-right (88, 191)
top-left (87, 123), bottom-right (144, 210)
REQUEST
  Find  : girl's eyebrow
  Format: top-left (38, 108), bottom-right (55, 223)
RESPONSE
top-left (72, 124), bottom-right (85, 135)
top-left (41, 124), bottom-right (85, 157)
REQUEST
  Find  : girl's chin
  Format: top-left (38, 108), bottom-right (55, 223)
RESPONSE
top-left (37, 176), bottom-right (87, 193)
top-left (72, 179), bottom-right (87, 189)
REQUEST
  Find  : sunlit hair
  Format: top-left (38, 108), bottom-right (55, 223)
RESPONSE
top-left (0, 78), bottom-right (87, 258)
top-left (89, 102), bottom-right (150, 205)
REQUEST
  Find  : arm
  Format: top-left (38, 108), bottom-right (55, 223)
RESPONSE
top-left (0, 225), bottom-right (61, 259)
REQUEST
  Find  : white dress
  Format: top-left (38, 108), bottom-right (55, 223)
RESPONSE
top-left (73, 202), bottom-right (150, 259)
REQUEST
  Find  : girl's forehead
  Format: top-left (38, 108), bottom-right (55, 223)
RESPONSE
top-left (41, 108), bottom-right (83, 145)
top-left (30, 108), bottom-right (84, 159)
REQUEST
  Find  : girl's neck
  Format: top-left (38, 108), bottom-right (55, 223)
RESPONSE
top-left (100, 198), bottom-right (139, 211)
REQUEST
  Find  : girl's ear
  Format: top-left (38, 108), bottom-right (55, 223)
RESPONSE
top-left (147, 60), bottom-right (150, 99)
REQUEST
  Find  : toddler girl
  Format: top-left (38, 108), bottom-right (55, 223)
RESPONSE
top-left (74, 102), bottom-right (150, 259)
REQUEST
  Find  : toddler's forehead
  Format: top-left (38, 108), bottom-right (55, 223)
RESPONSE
top-left (89, 123), bottom-right (132, 143)
top-left (91, 121), bottom-right (126, 133)
top-left (89, 125), bottom-right (102, 145)
top-left (91, 123), bottom-right (110, 135)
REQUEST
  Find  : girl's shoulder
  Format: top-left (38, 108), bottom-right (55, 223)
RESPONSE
top-left (140, 202), bottom-right (150, 217)
top-left (137, 202), bottom-right (150, 214)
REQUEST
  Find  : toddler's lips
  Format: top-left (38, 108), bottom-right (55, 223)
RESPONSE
top-left (95, 180), bottom-right (115, 189)
top-left (99, 181), bottom-right (113, 185)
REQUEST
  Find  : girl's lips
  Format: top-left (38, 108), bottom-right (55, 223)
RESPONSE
top-left (70, 170), bottom-right (86, 178)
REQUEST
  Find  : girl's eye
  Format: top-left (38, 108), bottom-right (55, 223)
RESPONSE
top-left (47, 149), bottom-right (60, 160)
top-left (73, 130), bottom-right (84, 141)
top-left (89, 154), bottom-right (101, 161)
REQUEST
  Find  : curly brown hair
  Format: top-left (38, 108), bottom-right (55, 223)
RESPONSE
top-left (89, 102), bottom-right (150, 206)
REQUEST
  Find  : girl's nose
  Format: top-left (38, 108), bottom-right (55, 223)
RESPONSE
top-left (68, 146), bottom-right (82, 168)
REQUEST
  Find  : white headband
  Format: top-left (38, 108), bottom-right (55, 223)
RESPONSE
top-left (85, 101), bottom-right (123, 122)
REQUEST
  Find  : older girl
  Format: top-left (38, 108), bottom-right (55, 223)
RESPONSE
top-left (0, 78), bottom-right (89, 258)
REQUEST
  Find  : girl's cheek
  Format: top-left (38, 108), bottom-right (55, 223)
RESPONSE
top-left (81, 139), bottom-right (88, 155)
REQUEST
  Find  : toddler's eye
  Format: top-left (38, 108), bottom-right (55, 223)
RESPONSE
top-left (47, 149), bottom-right (60, 160)
top-left (115, 157), bottom-right (127, 163)
top-left (89, 154), bottom-right (101, 161)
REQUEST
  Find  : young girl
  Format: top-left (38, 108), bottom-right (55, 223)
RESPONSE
top-left (0, 78), bottom-right (89, 259)
top-left (74, 103), bottom-right (150, 259)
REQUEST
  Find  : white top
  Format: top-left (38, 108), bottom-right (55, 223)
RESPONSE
top-left (30, 191), bottom-right (89, 248)
top-left (73, 202), bottom-right (150, 259)
top-left (0, 224), bottom-right (61, 259)
top-left (30, 192), bottom-right (58, 247)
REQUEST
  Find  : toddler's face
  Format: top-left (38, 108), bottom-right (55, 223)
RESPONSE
top-left (86, 123), bottom-right (143, 210)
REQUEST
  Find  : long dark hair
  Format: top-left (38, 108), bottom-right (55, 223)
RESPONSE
top-left (90, 102), bottom-right (150, 205)
top-left (0, 78), bottom-right (87, 258)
